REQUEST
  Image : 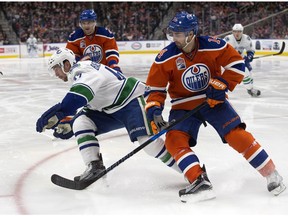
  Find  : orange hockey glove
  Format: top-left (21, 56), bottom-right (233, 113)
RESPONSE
top-left (145, 101), bottom-right (168, 134)
top-left (206, 77), bottom-right (228, 108)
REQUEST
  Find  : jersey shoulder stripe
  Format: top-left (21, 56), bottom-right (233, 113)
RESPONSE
top-left (68, 28), bottom-right (85, 42)
top-left (155, 43), bottom-right (182, 63)
top-left (96, 27), bottom-right (115, 39)
top-left (198, 36), bottom-right (227, 51)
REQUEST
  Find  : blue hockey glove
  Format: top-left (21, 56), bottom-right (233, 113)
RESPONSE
top-left (244, 51), bottom-right (254, 63)
top-left (145, 101), bottom-right (168, 133)
top-left (36, 103), bottom-right (65, 133)
top-left (206, 77), bottom-right (228, 108)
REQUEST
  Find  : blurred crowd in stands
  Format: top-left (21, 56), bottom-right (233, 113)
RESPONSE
top-left (0, 25), bottom-right (9, 45)
top-left (0, 2), bottom-right (287, 45)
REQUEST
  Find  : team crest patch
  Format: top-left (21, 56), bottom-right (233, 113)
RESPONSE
top-left (181, 64), bottom-right (210, 92)
top-left (80, 40), bottom-right (86, 48)
top-left (176, 57), bottom-right (186, 70)
top-left (83, 44), bottom-right (103, 63)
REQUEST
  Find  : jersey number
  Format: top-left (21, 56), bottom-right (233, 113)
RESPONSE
top-left (105, 66), bottom-right (125, 80)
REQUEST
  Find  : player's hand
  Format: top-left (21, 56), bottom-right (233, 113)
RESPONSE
top-left (245, 51), bottom-right (254, 63)
top-left (206, 77), bottom-right (228, 108)
top-left (145, 101), bottom-right (168, 133)
top-left (36, 103), bottom-right (65, 133)
top-left (53, 116), bottom-right (74, 139)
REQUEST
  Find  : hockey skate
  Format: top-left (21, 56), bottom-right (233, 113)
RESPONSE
top-left (74, 154), bottom-right (106, 182)
top-left (266, 170), bottom-right (286, 196)
top-left (179, 165), bottom-right (216, 203)
top-left (247, 88), bottom-right (261, 97)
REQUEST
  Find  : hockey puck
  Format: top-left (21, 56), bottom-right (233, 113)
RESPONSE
top-left (0, 71), bottom-right (3, 75)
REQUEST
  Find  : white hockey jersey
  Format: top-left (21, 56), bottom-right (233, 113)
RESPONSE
top-left (67, 61), bottom-right (146, 114)
top-left (224, 34), bottom-right (255, 57)
top-left (27, 37), bottom-right (37, 47)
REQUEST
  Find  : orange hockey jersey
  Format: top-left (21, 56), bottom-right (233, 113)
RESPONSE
top-left (66, 26), bottom-right (120, 68)
top-left (146, 36), bottom-right (245, 110)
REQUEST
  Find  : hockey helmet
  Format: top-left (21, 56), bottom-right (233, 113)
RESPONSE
top-left (232, 24), bottom-right (244, 32)
top-left (167, 11), bottom-right (198, 35)
top-left (80, 9), bottom-right (97, 22)
top-left (48, 48), bottom-right (76, 73)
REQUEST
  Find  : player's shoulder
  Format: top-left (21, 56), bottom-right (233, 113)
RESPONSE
top-left (242, 34), bottom-right (252, 41)
top-left (96, 26), bottom-right (115, 38)
top-left (154, 42), bottom-right (181, 63)
top-left (223, 34), bottom-right (233, 42)
top-left (68, 28), bottom-right (85, 41)
top-left (198, 35), bottom-right (227, 50)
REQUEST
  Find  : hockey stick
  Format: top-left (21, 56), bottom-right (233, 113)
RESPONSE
top-left (253, 41), bottom-right (285, 59)
top-left (51, 101), bottom-right (207, 190)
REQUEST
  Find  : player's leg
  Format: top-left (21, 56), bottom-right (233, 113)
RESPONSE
top-left (225, 127), bottom-right (286, 195)
top-left (72, 110), bottom-right (124, 181)
top-left (165, 110), bottom-right (215, 202)
top-left (112, 96), bottom-right (181, 172)
top-left (243, 64), bottom-right (261, 97)
top-left (205, 100), bottom-right (285, 195)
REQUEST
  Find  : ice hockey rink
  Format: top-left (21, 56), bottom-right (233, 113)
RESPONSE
top-left (0, 53), bottom-right (288, 215)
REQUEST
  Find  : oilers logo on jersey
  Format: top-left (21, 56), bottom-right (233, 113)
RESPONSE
top-left (181, 64), bottom-right (210, 92)
top-left (83, 44), bottom-right (103, 63)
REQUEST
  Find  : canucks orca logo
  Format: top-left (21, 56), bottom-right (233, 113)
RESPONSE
top-left (83, 44), bottom-right (103, 63)
top-left (182, 64), bottom-right (210, 92)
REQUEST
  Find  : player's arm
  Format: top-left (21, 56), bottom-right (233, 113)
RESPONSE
top-left (145, 62), bottom-right (169, 132)
top-left (218, 42), bottom-right (246, 91)
top-left (244, 36), bottom-right (255, 63)
top-left (102, 30), bottom-right (121, 72)
top-left (36, 86), bottom-right (90, 133)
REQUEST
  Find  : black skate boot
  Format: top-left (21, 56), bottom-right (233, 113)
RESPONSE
top-left (179, 165), bottom-right (216, 203)
top-left (247, 88), bottom-right (261, 97)
top-left (266, 170), bottom-right (286, 196)
top-left (74, 154), bottom-right (106, 182)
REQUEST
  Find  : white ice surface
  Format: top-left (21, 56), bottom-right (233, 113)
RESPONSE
top-left (0, 54), bottom-right (288, 215)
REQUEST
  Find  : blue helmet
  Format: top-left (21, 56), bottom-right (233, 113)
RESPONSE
top-left (80, 9), bottom-right (97, 22)
top-left (168, 11), bottom-right (198, 35)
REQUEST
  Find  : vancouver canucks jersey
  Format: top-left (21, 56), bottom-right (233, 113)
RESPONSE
top-left (63, 61), bottom-right (145, 114)
top-left (224, 34), bottom-right (255, 57)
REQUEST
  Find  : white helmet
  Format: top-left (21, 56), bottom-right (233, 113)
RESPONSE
top-left (48, 48), bottom-right (76, 73)
top-left (232, 24), bottom-right (244, 31)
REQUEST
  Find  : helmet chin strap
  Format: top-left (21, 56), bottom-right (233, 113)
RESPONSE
top-left (183, 34), bottom-right (195, 50)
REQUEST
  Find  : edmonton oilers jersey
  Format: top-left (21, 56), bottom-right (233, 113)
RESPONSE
top-left (146, 36), bottom-right (245, 110)
top-left (66, 27), bottom-right (119, 67)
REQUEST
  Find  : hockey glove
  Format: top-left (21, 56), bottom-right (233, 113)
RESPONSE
top-left (244, 51), bottom-right (254, 63)
top-left (36, 103), bottom-right (65, 133)
top-left (53, 116), bottom-right (74, 139)
top-left (145, 101), bottom-right (168, 134)
top-left (206, 77), bottom-right (228, 108)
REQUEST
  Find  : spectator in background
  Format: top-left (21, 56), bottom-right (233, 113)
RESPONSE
top-left (0, 2), bottom-right (287, 43)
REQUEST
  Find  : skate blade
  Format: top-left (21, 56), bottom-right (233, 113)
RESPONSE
top-left (180, 189), bottom-right (216, 203)
top-left (271, 182), bottom-right (286, 196)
